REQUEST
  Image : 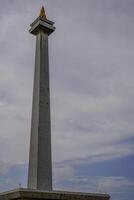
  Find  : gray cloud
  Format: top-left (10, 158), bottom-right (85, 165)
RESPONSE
top-left (0, 0), bottom-right (133, 172)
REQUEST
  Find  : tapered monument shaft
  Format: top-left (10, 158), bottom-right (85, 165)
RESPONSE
top-left (28, 7), bottom-right (55, 191)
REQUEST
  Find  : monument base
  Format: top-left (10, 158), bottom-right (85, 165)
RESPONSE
top-left (0, 188), bottom-right (110, 200)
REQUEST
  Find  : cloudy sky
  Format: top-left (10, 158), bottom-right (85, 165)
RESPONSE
top-left (0, 0), bottom-right (134, 199)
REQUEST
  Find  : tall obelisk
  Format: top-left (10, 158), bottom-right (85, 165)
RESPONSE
top-left (28, 7), bottom-right (55, 191)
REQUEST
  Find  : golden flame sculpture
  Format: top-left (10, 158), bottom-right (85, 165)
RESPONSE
top-left (39, 6), bottom-right (47, 19)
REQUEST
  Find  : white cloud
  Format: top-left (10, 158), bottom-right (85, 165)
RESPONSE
top-left (54, 171), bottom-right (134, 196)
top-left (53, 166), bottom-right (74, 182)
top-left (96, 176), bottom-right (134, 193)
top-left (0, 161), bottom-right (10, 175)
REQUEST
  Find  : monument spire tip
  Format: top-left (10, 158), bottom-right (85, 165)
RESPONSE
top-left (39, 6), bottom-right (47, 19)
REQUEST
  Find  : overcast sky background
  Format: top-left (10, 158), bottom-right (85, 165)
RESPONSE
top-left (0, 0), bottom-right (134, 200)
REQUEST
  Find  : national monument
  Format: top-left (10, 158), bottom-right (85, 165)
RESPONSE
top-left (0, 6), bottom-right (110, 200)
top-left (28, 6), bottom-right (54, 191)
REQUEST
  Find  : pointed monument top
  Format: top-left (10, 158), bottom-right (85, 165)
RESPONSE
top-left (39, 6), bottom-right (47, 19)
top-left (30, 6), bottom-right (55, 35)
